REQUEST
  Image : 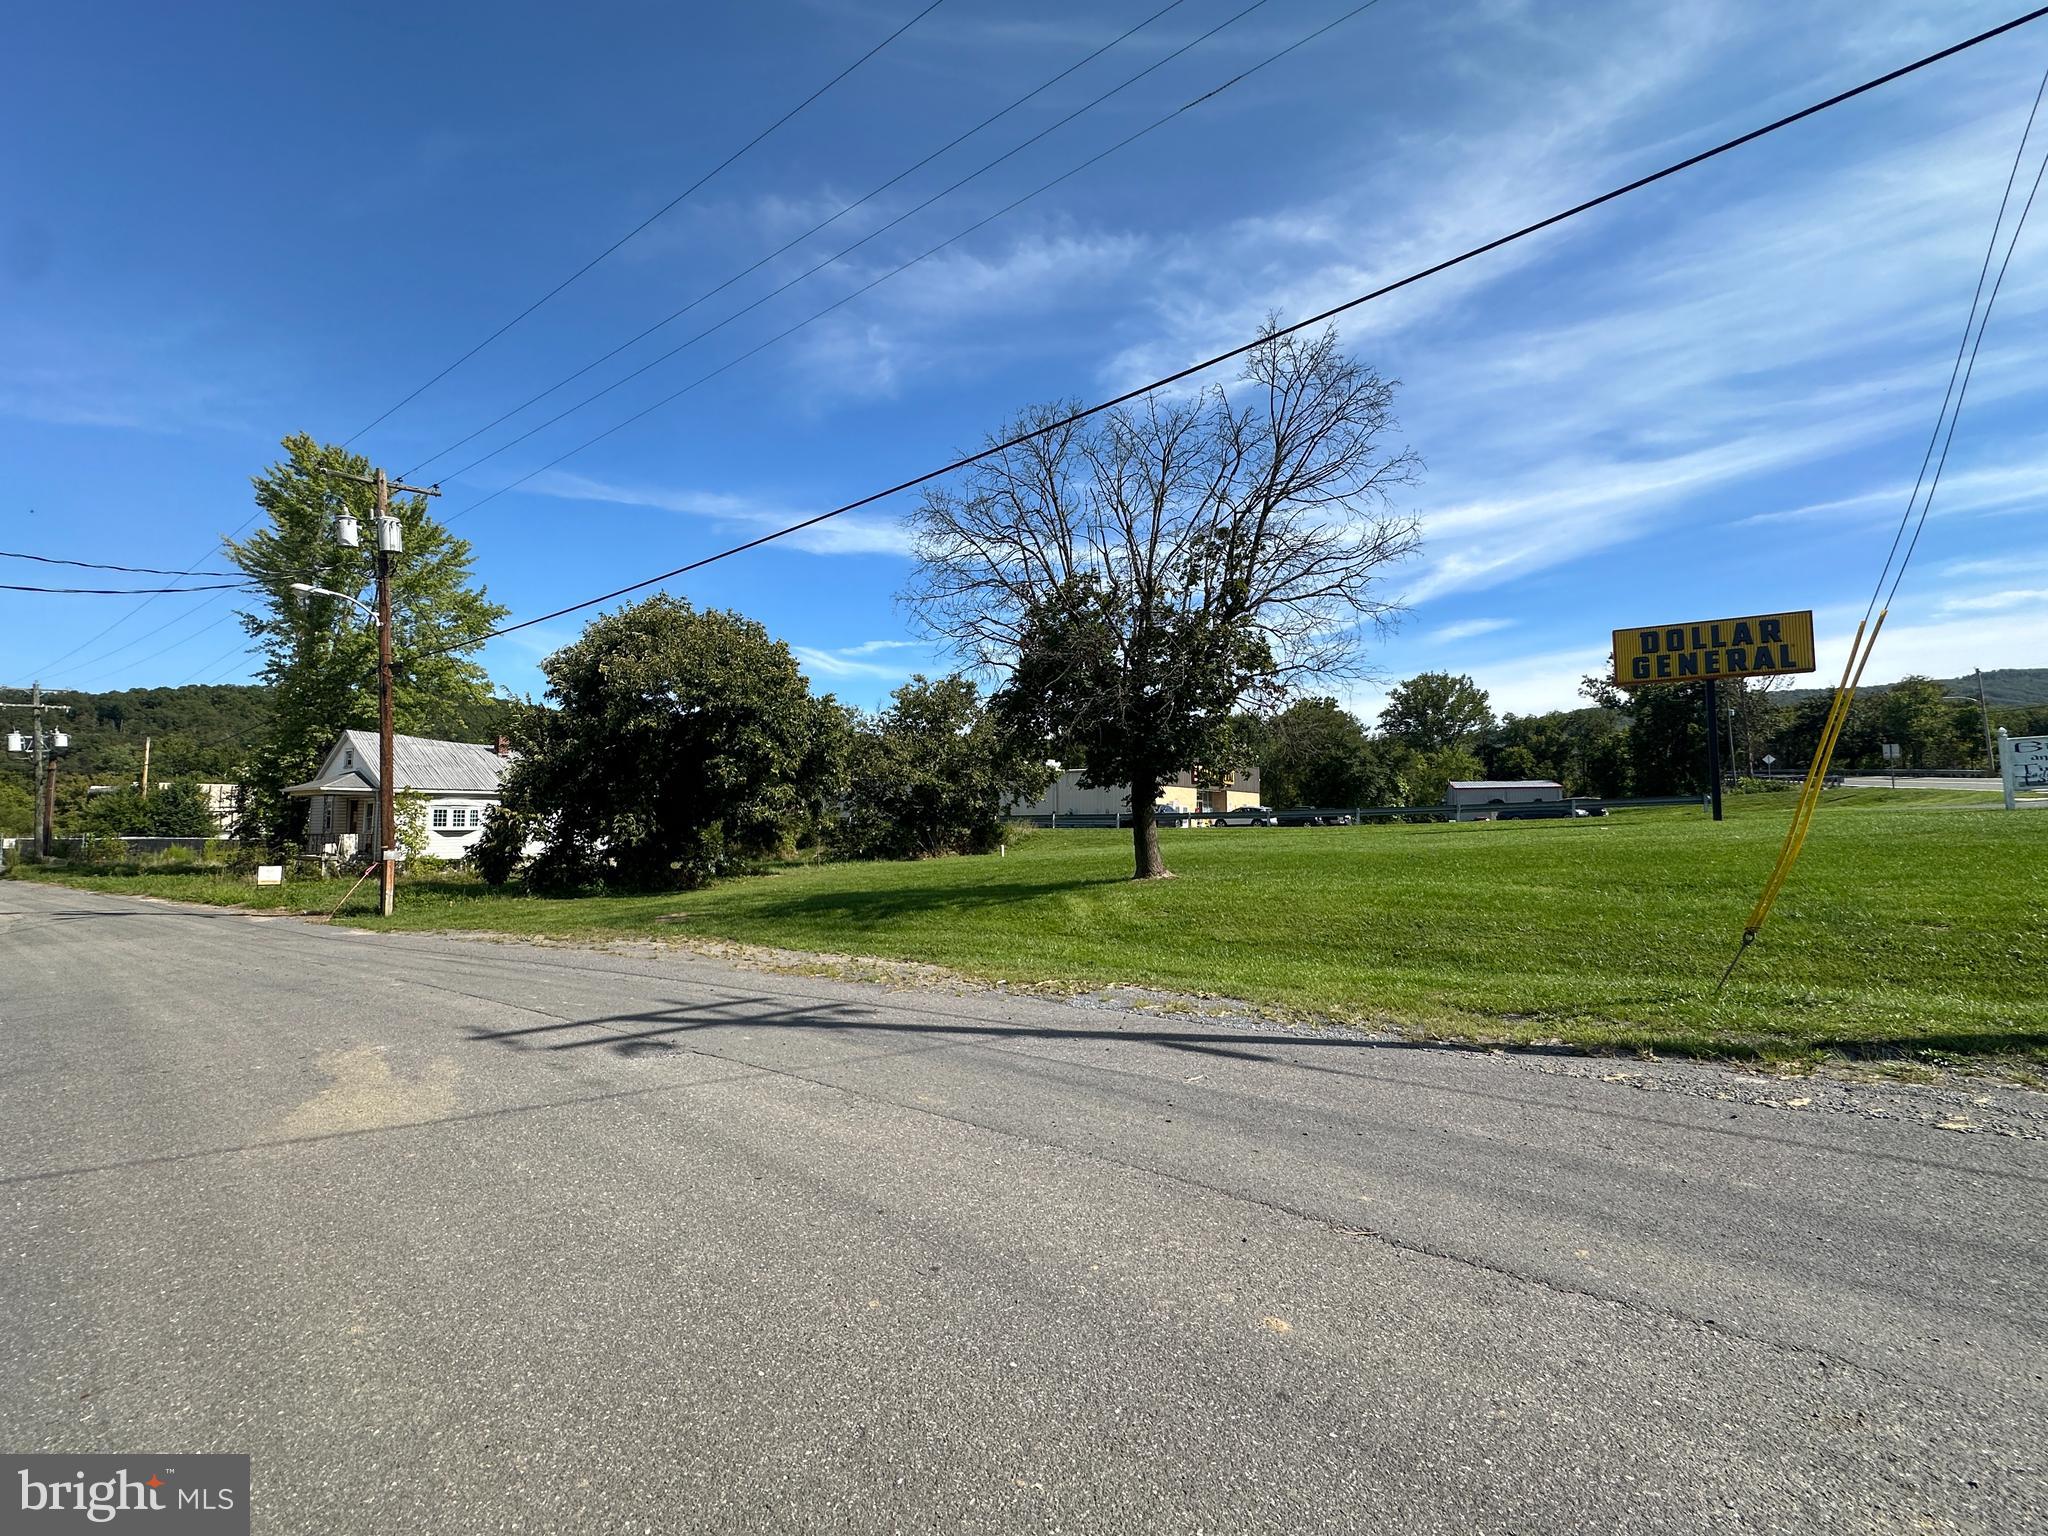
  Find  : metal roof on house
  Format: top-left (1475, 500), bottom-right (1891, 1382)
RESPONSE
top-left (283, 770), bottom-right (374, 798)
top-left (1447, 780), bottom-right (1564, 790)
top-left (297, 731), bottom-right (512, 796)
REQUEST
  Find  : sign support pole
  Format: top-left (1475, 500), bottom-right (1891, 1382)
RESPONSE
top-left (1703, 676), bottom-right (1724, 822)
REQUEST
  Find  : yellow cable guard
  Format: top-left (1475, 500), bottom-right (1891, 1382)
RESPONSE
top-left (1718, 610), bottom-right (1888, 992)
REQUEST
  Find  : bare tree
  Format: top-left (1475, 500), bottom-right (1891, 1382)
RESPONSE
top-left (905, 324), bottom-right (1420, 880)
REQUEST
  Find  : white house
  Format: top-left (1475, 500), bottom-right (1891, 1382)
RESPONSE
top-left (287, 730), bottom-right (514, 857)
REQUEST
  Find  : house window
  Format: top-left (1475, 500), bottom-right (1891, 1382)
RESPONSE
top-left (432, 808), bottom-right (449, 829)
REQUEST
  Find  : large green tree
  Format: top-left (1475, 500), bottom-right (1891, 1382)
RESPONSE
top-left (907, 325), bottom-right (1419, 879)
top-left (1260, 696), bottom-right (1393, 809)
top-left (1876, 676), bottom-right (1970, 770)
top-left (506, 595), bottom-right (843, 890)
top-left (1377, 672), bottom-right (1494, 753)
top-left (1482, 707), bottom-right (1631, 797)
top-left (836, 675), bottom-right (1053, 860)
top-left (1581, 673), bottom-right (1713, 795)
top-left (225, 435), bottom-right (507, 843)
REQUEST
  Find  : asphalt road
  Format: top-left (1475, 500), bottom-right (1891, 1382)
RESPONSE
top-left (4, 881), bottom-right (2043, 1534)
top-left (1838, 774), bottom-right (2035, 796)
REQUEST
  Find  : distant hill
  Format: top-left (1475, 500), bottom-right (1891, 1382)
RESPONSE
top-left (1776, 668), bottom-right (2048, 708)
top-left (0, 683), bottom-right (528, 793)
top-left (0, 683), bottom-right (271, 789)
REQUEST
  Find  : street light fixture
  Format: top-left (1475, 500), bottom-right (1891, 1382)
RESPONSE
top-left (289, 582), bottom-right (373, 617)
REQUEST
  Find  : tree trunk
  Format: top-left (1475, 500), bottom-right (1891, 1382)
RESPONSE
top-left (1129, 787), bottom-right (1170, 880)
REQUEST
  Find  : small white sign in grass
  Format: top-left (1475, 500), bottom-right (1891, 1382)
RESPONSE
top-left (256, 865), bottom-right (284, 886)
top-left (1999, 731), bottom-right (2047, 811)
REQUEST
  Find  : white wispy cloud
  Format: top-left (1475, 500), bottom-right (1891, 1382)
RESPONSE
top-left (1426, 617), bottom-right (1515, 643)
top-left (788, 226), bottom-right (1145, 400)
top-left (524, 470), bottom-right (914, 556)
top-left (1939, 551), bottom-right (2048, 580)
top-left (1812, 605), bottom-right (2048, 687)
top-left (790, 640), bottom-right (934, 681)
top-left (1934, 587), bottom-right (2048, 615)
top-left (0, 316), bottom-right (253, 436)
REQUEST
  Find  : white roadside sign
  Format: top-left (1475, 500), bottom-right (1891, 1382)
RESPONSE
top-left (1997, 731), bottom-right (2047, 810)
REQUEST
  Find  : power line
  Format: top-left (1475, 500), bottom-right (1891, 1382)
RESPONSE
top-left (1883, 75), bottom-right (2048, 608)
top-left (1854, 63), bottom-right (2048, 629)
top-left (0, 549), bottom-right (241, 578)
top-left (1723, 61), bottom-right (2048, 980)
top-left (38, 588), bottom-right (244, 692)
top-left (14, 534), bottom-right (254, 687)
top-left (1, 580), bottom-right (256, 595)
top-left (58, 606), bottom-right (243, 693)
top-left (185, 641), bottom-right (263, 688)
top-left (437, 0), bottom-right (1362, 520)
top-left (397, 0), bottom-right (1200, 481)
top-left (417, 5), bottom-right (2048, 655)
top-left (344, 0), bottom-right (952, 446)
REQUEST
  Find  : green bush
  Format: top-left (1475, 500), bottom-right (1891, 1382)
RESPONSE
top-left (1734, 776), bottom-right (1797, 795)
top-left (1000, 820), bottom-right (1042, 853)
top-left (470, 805), bottom-right (534, 888)
top-left (833, 676), bottom-right (1053, 862)
top-left (522, 840), bottom-right (602, 896)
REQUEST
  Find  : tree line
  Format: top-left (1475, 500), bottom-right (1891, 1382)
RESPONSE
top-left (35, 321), bottom-right (2040, 874)
top-left (1245, 669), bottom-right (2048, 815)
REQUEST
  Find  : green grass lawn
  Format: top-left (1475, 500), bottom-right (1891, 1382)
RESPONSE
top-left (14, 788), bottom-right (2046, 1066)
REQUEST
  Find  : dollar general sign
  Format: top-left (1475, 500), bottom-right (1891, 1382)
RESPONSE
top-left (1612, 610), bottom-right (1816, 686)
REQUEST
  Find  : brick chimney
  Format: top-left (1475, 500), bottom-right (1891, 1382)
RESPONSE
top-left (494, 735), bottom-right (511, 757)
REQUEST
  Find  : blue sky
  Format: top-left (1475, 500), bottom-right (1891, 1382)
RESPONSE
top-left (5, 0), bottom-right (2046, 720)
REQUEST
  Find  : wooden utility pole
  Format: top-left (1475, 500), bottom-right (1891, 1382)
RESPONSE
top-left (1975, 667), bottom-right (1997, 773)
top-left (33, 684), bottom-right (46, 851)
top-left (3, 683), bottom-right (72, 858)
top-left (1702, 677), bottom-right (1724, 822)
top-left (376, 468), bottom-right (398, 919)
top-left (140, 735), bottom-right (152, 798)
top-left (307, 463), bottom-right (438, 918)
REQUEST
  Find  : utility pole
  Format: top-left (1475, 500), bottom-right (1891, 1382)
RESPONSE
top-left (140, 735), bottom-right (152, 798)
top-left (304, 463), bottom-right (439, 917)
top-left (33, 687), bottom-right (46, 852)
top-left (1975, 667), bottom-right (1996, 773)
top-left (2, 684), bottom-right (73, 858)
top-left (1702, 677), bottom-right (1724, 822)
top-left (375, 469), bottom-right (399, 919)
top-left (1724, 683), bottom-right (1741, 779)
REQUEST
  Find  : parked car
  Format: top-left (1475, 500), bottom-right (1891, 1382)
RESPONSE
top-left (1213, 805), bottom-right (1278, 826)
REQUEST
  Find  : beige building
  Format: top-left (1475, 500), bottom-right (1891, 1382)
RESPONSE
top-left (1011, 766), bottom-right (1263, 819)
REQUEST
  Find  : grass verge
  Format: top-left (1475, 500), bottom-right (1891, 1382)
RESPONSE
top-left (13, 788), bottom-right (2044, 1069)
